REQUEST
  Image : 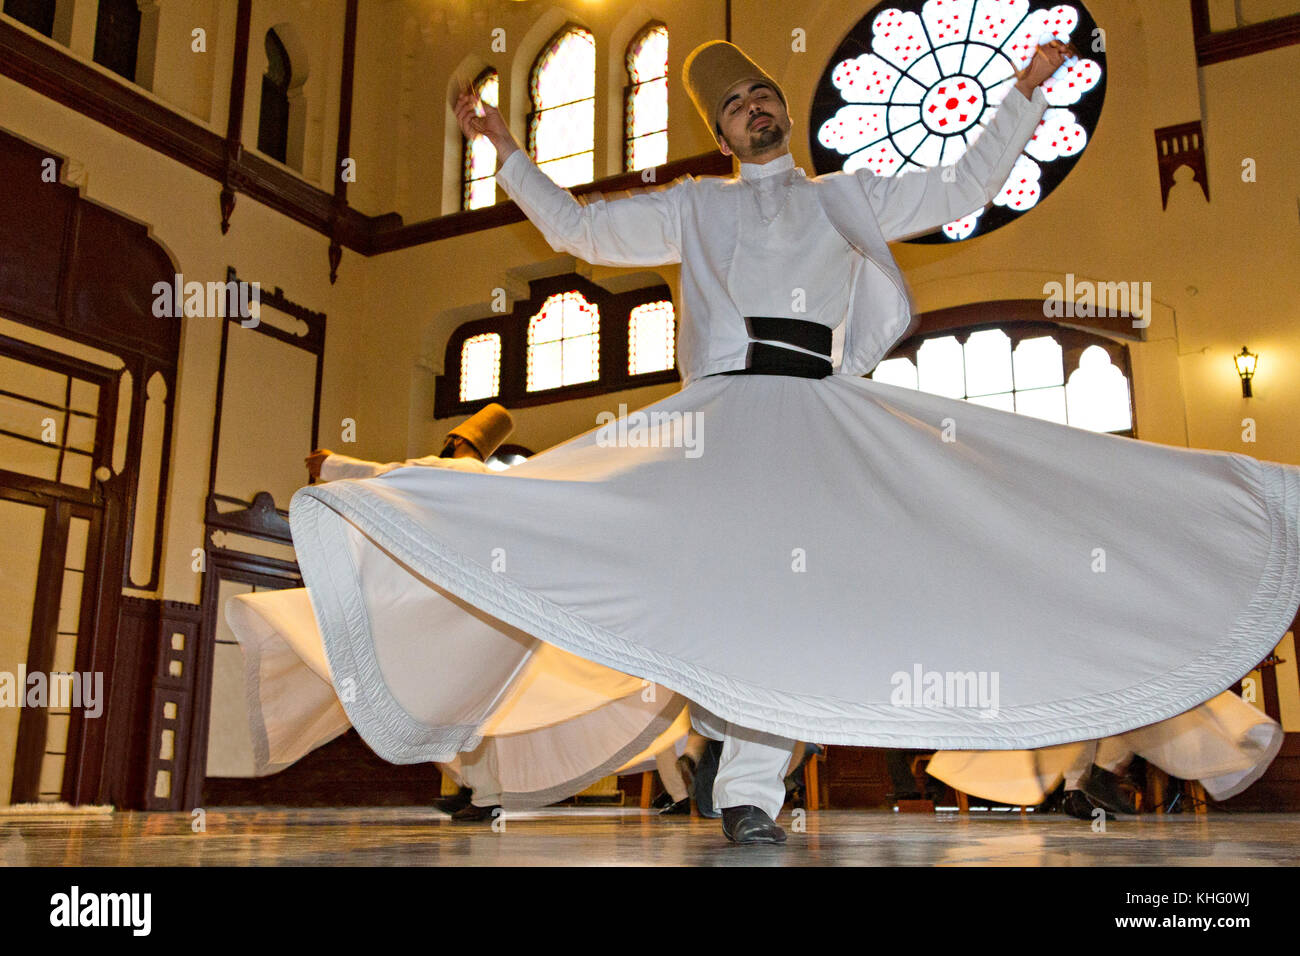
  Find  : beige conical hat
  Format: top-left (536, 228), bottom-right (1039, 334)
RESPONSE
top-left (446, 402), bottom-right (514, 458)
top-left (683, 40), bottom-right (787, 139)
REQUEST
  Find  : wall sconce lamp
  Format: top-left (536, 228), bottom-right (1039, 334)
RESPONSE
top-left (1234, 346), bottom-right (1258, 398)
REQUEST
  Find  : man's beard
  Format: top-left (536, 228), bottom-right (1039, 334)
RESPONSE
top-left (748, 124), bottom-right (782, 149)
top-left (728, 120), bottom-right (784, 159)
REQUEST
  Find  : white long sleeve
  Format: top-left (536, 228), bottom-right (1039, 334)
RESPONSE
top-left (494, 150), bottom-right (690, 267)
top-left (319, 453), bottom-right (392, 480)
top-left (320, 453), bottom-right (494, 481)
top-left (857, 84), bottom-right (1050, 242)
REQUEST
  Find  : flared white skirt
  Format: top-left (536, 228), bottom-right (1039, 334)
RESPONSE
top-left (268, 372), bottom-right (1297, 775)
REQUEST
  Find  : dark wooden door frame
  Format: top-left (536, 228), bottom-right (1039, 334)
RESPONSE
top-left (0, 336), bottom-right (119, 803)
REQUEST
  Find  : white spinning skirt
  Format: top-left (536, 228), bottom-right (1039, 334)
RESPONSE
top-left (280, 371), bottom-right (1300, 765)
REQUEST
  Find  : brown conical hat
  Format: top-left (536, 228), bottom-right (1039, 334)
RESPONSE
top-left (446, 402), bottom-right (514, 459)
top-left (683, 40), bottom-right (787, 140)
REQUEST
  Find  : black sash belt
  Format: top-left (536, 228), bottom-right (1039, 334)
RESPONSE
top-left (744, 315), bottom-right (832, 357)
top-left (709, 316), bottom-right (834, 380)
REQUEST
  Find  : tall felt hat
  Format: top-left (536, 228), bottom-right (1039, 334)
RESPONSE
top-left (445, 402), bottom-right (514, 458)
top-left (683, 40), bottom-right (787, 138)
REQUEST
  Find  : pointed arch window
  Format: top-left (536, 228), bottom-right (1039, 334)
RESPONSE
top-left (258, 29), bottom-right (292, 164)
top-left (439, 277), bottom-right (677, 417)
top-left (526, 291), bottom-right (600, 391)
top-left (628, 300), bottom-right (674, 375)
top-left (93, 0), bottom-right (141, 82)
top-left (625, 23), bottom-right (668, 172)
top-left (3, 0), bottom-right (55, 37)
top-left (463, 69), bottom-right (500, 211)
top-left (459, 333), bottom-right (502, 402)
top-left (529, 26), bottom-right (596, 187)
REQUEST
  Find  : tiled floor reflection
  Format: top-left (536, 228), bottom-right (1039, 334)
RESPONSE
top-left (1, 807), bottom-right (1297, 866)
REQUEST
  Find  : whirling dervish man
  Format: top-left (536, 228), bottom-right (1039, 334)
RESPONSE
top-left (232, 36), bottom-right (1299, 846)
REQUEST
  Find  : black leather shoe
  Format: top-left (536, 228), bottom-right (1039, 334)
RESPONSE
top-left (650, 790), bottom-right (674, 810)
top-left (1081, 766), bottom-right (1139, 816)
top-left (721, 805), bottom-right (786, 844)
top-left (658, 797), bottom-right (691, 816)
top-left (451, 803), bottom-right (501, 822)
top-left (1062, 789), bottom-right (1111, 821)
top-left (433, 786), bottom-right (473, 815)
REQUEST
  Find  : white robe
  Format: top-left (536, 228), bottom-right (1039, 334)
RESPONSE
top-left (227, 82), bottom-right (1300, 806)
top-left (925, 691), bottom-right (1283, 804)
top-left (227, 453), bottom-right (685, 807)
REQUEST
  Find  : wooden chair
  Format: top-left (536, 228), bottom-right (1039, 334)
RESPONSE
top-left (803, 747), bottom-right (823, 810)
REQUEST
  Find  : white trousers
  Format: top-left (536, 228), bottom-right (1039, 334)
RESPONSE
top-left (690, 703), bottom-right (796, 821)
top-left (440, 742), bottom-right (503, 806)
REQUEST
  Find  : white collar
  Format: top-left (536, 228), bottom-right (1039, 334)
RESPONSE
top-left (739, 152), bottom-right (797, 182)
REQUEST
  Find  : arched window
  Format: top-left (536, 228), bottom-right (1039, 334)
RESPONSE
top-left (871, 324), bottom-right (1133, 435)
top-left (529, 26), bottom-right (596, 187)
top-left (628, 300), bottom-right (674, 375)
top-left (3, 0), bottom-right (55, 37)
top-left (463, 69), bottom-right (500, 211)
top-left (526, 291), bottom-right (600, 391)
top-left (625, 23), bottom-right (668, 172)
top-left (438, 276), bottom-right (677, 417)
top-left (810, 0), bottom-right (1105, 242)
top-left (258, 29), bottom-right (292, 164)
top-left (459, 332), bottom-right (502, 402)
top-left (93, 0), bottom-right (141, 81)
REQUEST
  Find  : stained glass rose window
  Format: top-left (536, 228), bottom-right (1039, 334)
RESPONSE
top-left (810, 0), bottom-right (1105, 242)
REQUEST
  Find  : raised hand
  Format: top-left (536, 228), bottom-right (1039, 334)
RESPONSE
top-left (454, 80), bottom-right (511, 147)
top-left (306, 448), bottom-right (332, 482)
top-left (1016, 39), bottom-right (1077, 89)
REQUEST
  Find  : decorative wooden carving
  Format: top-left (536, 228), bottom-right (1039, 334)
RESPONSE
top-left (1154, 121), bottom-right (1209, 209)
top-left (139, 600), bottom-right (201, 810)
top-left (206, 492), bottom-right (292, 544)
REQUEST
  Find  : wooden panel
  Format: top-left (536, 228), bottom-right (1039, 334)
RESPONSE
top-left (64, 202), bottom-right (177, 365)
top-left (203, 731), bottom-right (442, 807)
top-left (821, 746), bottom-right (895, 808)
top-left (0, 133), bottom-right (71, 324)
top-left (145, 600), bottom-right (202, 810)
top-left (100, 596), bottom-right (162, 809)
top-left (0, 128), bottom-right (178, 365)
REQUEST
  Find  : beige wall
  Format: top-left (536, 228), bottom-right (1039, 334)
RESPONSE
top-left (1, 1), bottom-right (1297, 725)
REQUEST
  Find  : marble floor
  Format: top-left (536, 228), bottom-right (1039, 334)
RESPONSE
top-left (1, 807), bottom-right (1299, 866)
